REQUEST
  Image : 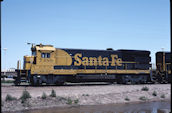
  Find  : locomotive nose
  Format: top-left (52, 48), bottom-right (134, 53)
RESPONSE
top-left (23, 56), bottom-right (35, 70)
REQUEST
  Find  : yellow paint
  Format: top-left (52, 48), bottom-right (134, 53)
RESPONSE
top-left (31, 68), bottom-right (150, 75)
top-left (89, 57), bottom-right (97, 66)
top-left (74, 53), bottom-right (82, 66)
top-left (73, 53), bottom-right (123, 66)
top-left (98, 56), bottom-right (102, 66)
top-left (23, 56), bottom-right (34, 70)
top-left (55, 49), bottom-right (72, 66)
top-left (82, 57), bottom-right (89, 66)
top-left (111, 55), bottom-right (122, 66)
top-left (102, 57), bottom-right (109, 66)
top-left (36, 45), bottom-right (55, 51)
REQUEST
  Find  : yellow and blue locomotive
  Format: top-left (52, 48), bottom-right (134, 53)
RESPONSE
top-left (155, 52), bottom-right (171, 83)
top-left (14, 43), bottom-right (170, 85)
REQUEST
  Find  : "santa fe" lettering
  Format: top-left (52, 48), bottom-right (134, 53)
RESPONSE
top-left (74, 53), bottom-right (122, 66)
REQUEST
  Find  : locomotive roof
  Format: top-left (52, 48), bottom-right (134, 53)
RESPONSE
top-left (33, 44), bottom-right (56, 51)
top-left (117, 49), bottom-right (150, 53)
top-left (32, 44), bottom-right (150, 53)
top-left (156, 51), bottom-right (171, 54)
top-left (56, 48), bottom-right (150, 53)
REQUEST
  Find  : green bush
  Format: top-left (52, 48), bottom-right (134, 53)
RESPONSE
top-left (141, 86), bottom-right (149, 91)
top-left (5, 94), bottom-right (17, 101)
top-left (124, 97), bottom-right (130, 101)
top-left (139, 96), bottom-right (147, 101)
top-left (161, 94), bottom-right (165, 98)
top-left (74, 99), bottom-right (79, 104)
top-left (152, 91), bottom-right (157, 96)
top-left (42, 92), bottom-right (47, 99)
top-left (82, 94), bottom-right (89, 96)
top-left (20, 90), bottom-right (31, 103)
top-left (50, 89), bottom-right (56, 97)
top-left (66, 97), bottom-right (72, 105)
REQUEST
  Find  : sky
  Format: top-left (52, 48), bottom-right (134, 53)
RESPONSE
top-left (1, 0), bottom-right (170, 70)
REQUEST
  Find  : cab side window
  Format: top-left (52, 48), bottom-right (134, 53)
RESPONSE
top-left (41, 53), bottom-right (50, 58)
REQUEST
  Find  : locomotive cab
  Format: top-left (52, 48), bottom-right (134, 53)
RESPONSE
top-left (15, 44), bottom-right (56, 85)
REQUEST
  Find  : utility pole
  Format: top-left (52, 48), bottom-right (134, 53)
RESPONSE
top-left (0, 0), bottom-right (3, 73)
top-left (3, 48), bottom-right (7, 73)
top-left (170, 0), bottom-right (172, 58)
top-left (0, 1), bottom-right (3, 102)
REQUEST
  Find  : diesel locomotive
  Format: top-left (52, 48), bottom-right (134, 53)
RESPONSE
top-left (14, 44), bottom-right (171, 85)
top-left (154, 52), bottom-right (171, 83)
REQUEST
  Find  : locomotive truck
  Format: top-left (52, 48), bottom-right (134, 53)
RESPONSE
top-left (14, 43), bottom-right (171, 85)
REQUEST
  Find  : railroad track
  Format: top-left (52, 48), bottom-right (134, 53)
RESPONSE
top-left (1, 82), bottom-right (169, 87)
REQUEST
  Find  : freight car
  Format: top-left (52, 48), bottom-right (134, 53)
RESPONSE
top-left (14, 44), bottom-right (169, 85)
top-left (154, 52), bottom-right (171, 83)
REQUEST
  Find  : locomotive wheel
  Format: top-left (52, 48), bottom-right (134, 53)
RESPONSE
top-left (30, 75), bottom-right (42, 86)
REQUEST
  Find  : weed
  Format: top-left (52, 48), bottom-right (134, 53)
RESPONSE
top-left (20, 90), bottom-right (31, 103)
top-left (66, 97), bottom-right (72, 105)
top-left (50, 89), bottom-right (56, 97)
top-left (124, 97), bottom-right (130, 101)
top-left (141, 86), bottom-right (149, 91)
top-left (42, 92), bottom-right (47, 99)
top-left (74, 99), bottom-right (79, 104)
top-left (5, 94), bottom-right (17, 101)
top-left (82, 94), bottom-right (89, 96)
top-left (161, 94), bottom-right (165, 98)
top-left (152, 91), bottom-right (157, 96)
top-left (139, 96), bottom-right (147, 101)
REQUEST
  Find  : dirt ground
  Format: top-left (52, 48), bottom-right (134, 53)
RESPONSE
top-left (1, 83), bottom-right (171, 112)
